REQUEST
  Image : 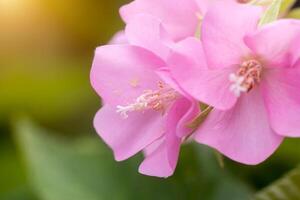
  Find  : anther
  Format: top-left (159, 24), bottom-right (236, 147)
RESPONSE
top-left (229, 59), bottom-right (263, 97)
top-left (237, 0), bottom-right (252, 3)
top-left (116, 82), bottom-right (178, 118)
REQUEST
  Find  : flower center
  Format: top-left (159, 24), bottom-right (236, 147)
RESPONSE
top-left (116, 81), bottom-right (178, 118)
top-left (237, 0), bottom-right (252, 3)
top-left (229, 59), bottom-right (263, 97)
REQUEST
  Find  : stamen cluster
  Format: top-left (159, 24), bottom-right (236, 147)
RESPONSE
top-left (229, 59), bottom-right (263, 97)
top-left (117, 82), bottom-right (178, 118)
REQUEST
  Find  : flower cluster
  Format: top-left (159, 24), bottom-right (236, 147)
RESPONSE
top-left (91, 0), bottom-right (300, 177)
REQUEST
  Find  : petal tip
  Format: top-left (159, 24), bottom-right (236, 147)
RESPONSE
top-left (138, 162), bottom-right (173, 178)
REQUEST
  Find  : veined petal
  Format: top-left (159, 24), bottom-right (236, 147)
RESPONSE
top-left (94, 105), bottom-right (165, 161)
top-left (195, 0), bottom-right (215, 14)
top-left (139, 98), bottom-right (191, 177)
top-left (143, 137), bottom-right (164, 157)
top-left (169, 37), bottom-right (237, 110)
top-left (201, 1), bottom-right (262, 69)
top-left (176, 98), bottom-right (200, 138)
top-left (139, 133), bottom-right (180, 178)
top-left (120, 0), bottom-right (199, 41)
top-left (262, 67), bottom-right (300, 137)
top-left (244, 19), bottom-right (300, 68)
top-left (91, 45), bottom-right (165, 106)
top-left (195, 0), bottom-right (234, 15)
top-left (195, 88), bottom-right (283, 165)
top-left (125, 14), bottom-right (171, 60)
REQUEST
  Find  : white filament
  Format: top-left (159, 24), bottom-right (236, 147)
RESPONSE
top-left (229, 73), bottom-right (247, 97)
top-left (116, 94), bottom-right (149, 119)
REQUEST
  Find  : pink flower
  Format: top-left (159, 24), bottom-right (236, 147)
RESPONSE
top-left (108, 31), bottom-right (127, 45)
top-left (120, 0), bottom-right (234, 41)
top-left (117, 0), bottom-right (237, 60)
top-left (91, 12), bottom-right (200, 177)
top-left (120, 0), bottom-right (201, 41)
top-left (169, 1), bottom-right (300, 164)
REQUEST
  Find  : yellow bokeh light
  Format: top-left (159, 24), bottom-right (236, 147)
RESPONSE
top-left (0, 0), bottom-right (28, 16)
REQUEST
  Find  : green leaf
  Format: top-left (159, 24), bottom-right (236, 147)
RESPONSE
top-left (0, 57), bottom-right (97, 125)
top-left (187, 105), bottom-right (213, 129)
top-left (253, 166), bottom-right (300, 200)
top-left (1, 187), bottom-right (37, 200)
top-left (192, 145), bottom-right (254, 200)
top-left (14, 118), bottom-right (173, 200)
top-left (258, 0), bottom-right (282, 27)
top-left (0, 124), bottom-right (37, 200)
top-left (280, 0), bottom-right (296, 15)
top-left (14, 118), bottom-right (253, 200)
top-left (287, 8), bottom-right (300, 19)
top-left (0, 139), bottom-right (28, 199)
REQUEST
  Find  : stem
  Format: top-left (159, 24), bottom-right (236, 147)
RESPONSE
top-left (187, 105), bottom-right (213, 129)
top-left (214, 150), bottom-right (225, 169)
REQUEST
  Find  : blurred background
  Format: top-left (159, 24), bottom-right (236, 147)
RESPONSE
top-left (1, 0), bottom-right (300, 199)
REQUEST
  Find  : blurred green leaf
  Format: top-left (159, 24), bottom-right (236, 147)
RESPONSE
top-left (280, 0), bottom-right (296, 15)
top-left (259, 0), bottom-right (282, 27)
top-left (14, 118), bottom-right (179, 200)
top-left (222, 138), bottom-right (300, 193)
top-left (191, 145), bottom-right (254, 200)
top-left (14, 118), bottom-right (253, 200)
top-left (0, 187), bottom-right (37, 200)
top-left (254, 166), bottom-right (300, 200)
top-left (0, 140), bottom-right (27, 198)
top-left (0, 57), bottom-right (97, 126)
top-left (0, 125), bottom-right (37, 200)
top-left (287, 8), bottom-right (300, 19)
top-left (274, 139), bottom-right (300, 165)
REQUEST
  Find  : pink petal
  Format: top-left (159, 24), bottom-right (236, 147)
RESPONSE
top-left (169, 37), bottom-right (237, 110)
top-left (143, 137), bottom-right (164, 157)
top-left (125, 14), bottom-right (171, 60)
top-left (139, 132), bottom-right (180, 178)
top-left (139, 98), bottom-right (191, 177)
top-left (201, 1), bottom-right (262, 69)
top-left (262, 68), bottom-right (300, 137)
top-left (195, 0), bottom-right (214, 15)
top-left (94, 105), bottom-right (165, 161)
top-left (244, 19), bottom-right (300, 68)
top-left (91, 45), bottom-right (165, 106)
top-left (155, 68), bottom-right (188, 98)
top-left (195, 88), bottom-right (283, 165)
top-left (120, 0), bottom-right (199, 41)
top-left (195, 0), bottom-right (235, 15)
top-left (176, 98), bottom-right (200, 138)
top-left (155, 69), bottom-right (201, 137)
top-left (108, 30), bottom-right (128, 44)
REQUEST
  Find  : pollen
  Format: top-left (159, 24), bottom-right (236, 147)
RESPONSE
top-left (116, 81), bottom-right (178, 118)
top-left (229, 59), bottom-right (263, 97)
top-left (129, 78), bottom-right (140, 88)
top-left (237, 0), bottom-right (252, 3)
